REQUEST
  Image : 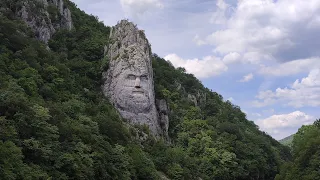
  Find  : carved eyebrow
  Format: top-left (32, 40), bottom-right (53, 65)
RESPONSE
top-left (127, 74), bottom-right (136, 79)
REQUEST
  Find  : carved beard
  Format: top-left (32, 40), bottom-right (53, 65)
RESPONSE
top-left (115, 86), bottom-right (151, 114)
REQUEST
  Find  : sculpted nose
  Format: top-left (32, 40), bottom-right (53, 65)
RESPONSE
top-left (134, 77), bottom-right (141, 88)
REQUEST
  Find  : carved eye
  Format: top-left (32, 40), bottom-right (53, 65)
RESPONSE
top-left (127, 74), bottom-right (136, 80)
top-left (140, 75), bottom-right (148, 81)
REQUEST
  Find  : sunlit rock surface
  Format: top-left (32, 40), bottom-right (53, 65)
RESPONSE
top-left (102, 20), bottom-right (167, 137)
top-left (16, 0), bottom-right (72, 43)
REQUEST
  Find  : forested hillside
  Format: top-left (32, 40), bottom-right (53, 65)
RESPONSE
top-left (276, 120), bottom-right (320, 180)
top-left (279, 134), bottom-right (294, 147)
top-left (0, 0), bottom-right (291, 179)
top-left (151, 55), bottom-right (291, 179)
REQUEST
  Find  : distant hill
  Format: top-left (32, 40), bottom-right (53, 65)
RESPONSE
top-left (279, 134), bottom-right (294, 146)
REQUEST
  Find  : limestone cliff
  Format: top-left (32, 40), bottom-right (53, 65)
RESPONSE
top-left (102, 20), bottom-right (168, 138)
top-left (156, 99), bottom-right (170, 139)
top-left (3, 0), bottom-right (73, 43)
top-left (188, 90), bottom-right (207, 107)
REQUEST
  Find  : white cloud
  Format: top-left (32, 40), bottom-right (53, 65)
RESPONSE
top-left (293, 69), bottom-right (320, 88)
top-left (164, 54), bottom-right (228, 79)
top-left (259, 57), bottom-right (320, 76)
top-left (256, 111), bottom-right (314, 140)
top-left (193, 34), bottom-right (206, 46)
top-left (120, 0), bottom-right (164, 18)
top-left (210, 0), bottom-right (231, 24)
top-left (227, 97), bottom-right (235, 102)
top-left (239, 73), bottom-right (254, 82)
top-left (222, 52), bottom-right (241, 65)
top-left (199, 0), bottom-right (320, 64)
top-left (253, 69), bottom-right (320, 108)
top-left (242, 52), bottom-right (273, 65)
top-left (221, 51), bottom-right (273, 66)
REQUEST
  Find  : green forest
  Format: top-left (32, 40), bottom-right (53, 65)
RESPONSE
top-left (279, 134), bottom-right (294, 147)
top-left (0, 0), bottom-right (319, 179)
top-left (275, 120), bottom-right (320, 180)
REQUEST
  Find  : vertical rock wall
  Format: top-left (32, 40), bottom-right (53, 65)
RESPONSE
top-left (102, 20), bottom-right (168, 138)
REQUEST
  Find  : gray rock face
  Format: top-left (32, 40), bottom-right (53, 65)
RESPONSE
top-left (188, 91), bottom-right (207, 107)
top-left (16, 0), bottom-right (73, 43)
top-left (103, 20), bottom-right (164, 137)
top-left (188, 94), bottom-right (198, 106)
top-left (156, 99), bottom-right (169, 140)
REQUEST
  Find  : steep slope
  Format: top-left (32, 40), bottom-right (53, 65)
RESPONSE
top-left (0, 0), bottom-right (291, 179)
top-left (276, 120), bottom-right (320, 180)
top-left (279, 134), bottom-right (294, 146)
top-left (0, 1), bottom-right (157, 179)
top-left (1, 0), bottom-right (72, 43)
top-left (150, 54), bottom-right (291, 179)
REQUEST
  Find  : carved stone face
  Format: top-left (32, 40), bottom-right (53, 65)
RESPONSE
top-left (113, 66), bottom-right (152, 114)
top-left (103, 20), bottom-right (164, 137)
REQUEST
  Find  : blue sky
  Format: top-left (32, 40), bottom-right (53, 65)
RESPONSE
top-left (72, 0), bottom-right (320, 140)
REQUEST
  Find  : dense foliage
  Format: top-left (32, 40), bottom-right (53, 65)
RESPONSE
top-left (0, 1), bottom-right (158, 179)
top-left (276, 119), bottom-right (320, 180)
top-left (279, 134), bottom-right (294, 147)
top-left (0, 0), bottom-right (291, 179)
top-left (150, 55), bottom-right (291, 180)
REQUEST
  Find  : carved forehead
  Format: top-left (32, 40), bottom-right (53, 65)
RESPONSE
top-left (113, 61), bottom-right (149, 77)
top-left (106, 20), bottom-right (153, 79)
top-left (108, 20), bottom-right (151, 58)
top-left (112, 44), bottom-right (150, 75)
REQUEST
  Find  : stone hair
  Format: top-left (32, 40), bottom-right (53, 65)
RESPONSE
top-left (107, 20), bottom-right (153, 77)
top-left (107, 20), bottom-right (152, 61)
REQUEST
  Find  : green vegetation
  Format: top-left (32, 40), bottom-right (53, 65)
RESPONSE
top-left (0, 2), bottom-right (154, 179)
top-left (276, 119), bottom-right (320, 180)
top-left (151, 54), bottom-right (291, 179)
top-left (279, 134), bottom-right (294, 147)
top-left (0, 0), bottom-right (293, 179)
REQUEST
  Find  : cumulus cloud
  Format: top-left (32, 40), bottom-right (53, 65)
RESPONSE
top-left (210, 0), bottom-right (231, 24)
top-left (239, 73), bottom-right (254, 82)
top-left (259, 57), bottom-right (320, 76)
top-left (253, 69), bottom-right (320, 108)
top-left (120, 0), bottom-right (164, 18)
top-left (199, 0), bottom-right (320, 64)
top-left (164, 54), bottom-right (228, 79)
top-left (256, 111), bottom-right (314, 140)
top-left (222, 52), bottom-right (241, 64)
top-left (221, 51), bottom-right (272, 65)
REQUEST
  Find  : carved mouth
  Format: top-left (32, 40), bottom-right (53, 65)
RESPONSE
top-left (132, 90), bottom-right (145, 94)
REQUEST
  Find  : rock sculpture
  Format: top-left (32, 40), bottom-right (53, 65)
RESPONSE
top-left (102, 20), bottom-right (166, 138)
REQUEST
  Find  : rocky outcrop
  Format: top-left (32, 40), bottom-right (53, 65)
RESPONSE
top-left (102, 20), bottom-right (166, 138)
top-left (16, 0), bottom-right (73, 43)
top-left (188, 94), bottom-right (198, 106)
top-left (188, 91), bottom-right (207, 107)
top-left (156, 99), bottom-right (169, 140)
